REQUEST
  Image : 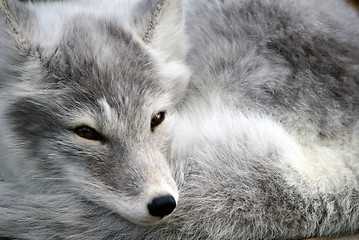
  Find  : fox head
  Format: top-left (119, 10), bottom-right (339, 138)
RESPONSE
top-left (0, 0), bottom-right (189, 225)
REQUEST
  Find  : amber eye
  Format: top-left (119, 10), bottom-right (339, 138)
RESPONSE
top-left (151, 112), bottom-right (165, 131)
top-left (73, 126), bottom-right (104, 141)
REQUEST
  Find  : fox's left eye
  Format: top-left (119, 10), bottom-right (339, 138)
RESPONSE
top-left (73, 126), bottom-right (104, 141)
top-left (151, 112), bottom-right (165, 131)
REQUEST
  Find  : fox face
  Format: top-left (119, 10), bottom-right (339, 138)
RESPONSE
top-left (1, 0), bottom-right (190, 225)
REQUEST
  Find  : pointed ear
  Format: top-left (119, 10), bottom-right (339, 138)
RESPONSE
top-left (133, 0), bottom-right (187, 63)
top-left (131, 0), bottom-right (190, 104)
top-left (1, 0), bottom-right (35, 87)
top-left (0, 0), bottom-right (32, 52)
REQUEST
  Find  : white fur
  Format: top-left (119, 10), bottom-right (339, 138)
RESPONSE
top-left (27, 0), bottom-right (137, 48)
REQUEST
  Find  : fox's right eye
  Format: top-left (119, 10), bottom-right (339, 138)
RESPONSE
top-left (73, 126), bottom-right (104, 141)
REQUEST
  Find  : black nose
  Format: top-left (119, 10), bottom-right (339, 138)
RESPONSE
top-left (148, 195), bottom-right (176, 218)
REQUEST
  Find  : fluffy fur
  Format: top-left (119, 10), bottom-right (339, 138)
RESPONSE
top-left (0, 0), bottom-right (359, 239)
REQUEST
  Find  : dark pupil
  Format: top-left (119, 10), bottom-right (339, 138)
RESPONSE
top-left (74, 126), bottom-right (103, 141)
top-left (151, 112), bottom-right (165, 130)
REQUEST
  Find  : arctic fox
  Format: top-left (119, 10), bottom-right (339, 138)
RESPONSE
top-left (0, 0), bottom-right (359, 239)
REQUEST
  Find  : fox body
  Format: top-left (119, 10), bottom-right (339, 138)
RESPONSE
top-left (0, 0), bottom-right (359, 239)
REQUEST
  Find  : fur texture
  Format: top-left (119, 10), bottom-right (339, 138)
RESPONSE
top-left (0, 0), bottom-right (359, 239)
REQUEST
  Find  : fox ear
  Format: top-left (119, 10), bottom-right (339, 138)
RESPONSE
top-left (0, 0), bottom-right (34, 87)
top-left (133, 0), bottom-right (186, 63)
top-left (0, 0), bottom-right (32, 52)
top-left (131, 0), bottom-right (190, 103)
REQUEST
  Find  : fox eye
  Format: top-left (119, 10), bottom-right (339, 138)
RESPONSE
top-left (73, 126), bottom-right (104, 141)
top-left (151, 112), bottom-right (165, 131)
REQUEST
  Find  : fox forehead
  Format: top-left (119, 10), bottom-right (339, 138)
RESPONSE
top-left (42, 17), bottom-right (156, 83)
top-left (35, 18), bottom-right (169, 109)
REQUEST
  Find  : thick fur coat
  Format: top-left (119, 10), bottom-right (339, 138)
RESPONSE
top-left (0, 0), bottom-right (359, 239)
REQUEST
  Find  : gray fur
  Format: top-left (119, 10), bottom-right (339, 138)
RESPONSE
top-left (1, 0), bottom-right (359, 239)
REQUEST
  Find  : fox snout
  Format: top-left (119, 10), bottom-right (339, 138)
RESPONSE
top-left (148, 194), bottom-right (177, 218)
